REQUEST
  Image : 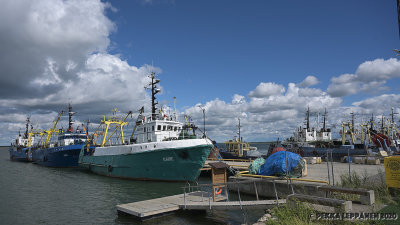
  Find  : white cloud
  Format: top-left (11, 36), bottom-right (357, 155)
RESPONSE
top-left (0, 0), bottom-right (115, 98)
top-left (297, 75), bottom-right (319, 87)
top-left (248, 82), bottom-right (285, 98)
top-left (327, 58), bottom-right (400, 97)
top-left (352, 94), bottom-right (400, 114)
top-left (0, 0), bottom-right (155, 144)
top-left (185, 81), bottom-right (341, 142)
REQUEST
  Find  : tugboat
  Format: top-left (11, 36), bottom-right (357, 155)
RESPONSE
top-left (219, 118), bottom-right (260, 159)
top-left (31, 104), bottom-right (93, 167)
top-left (9, 117), bottom-right (33, 162)
top-left (78, 72), bottom-right (213, 181)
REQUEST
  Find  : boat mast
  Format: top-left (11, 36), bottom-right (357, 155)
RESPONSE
top-left (149, 72), bottom-right (160, 120)
top-left (350, 112), bottom-right (355, 134)
top-left (306, 107), bottom-right (310, 132)
top-left (390, 107), bottom-right (398, 125)
top-left (238, 118), bottom-right (241, 142)
top-left (68, 103), bottom-right (75, 132)
top-left (24, 116), bottom-right (30, 139)
top-left (322, 108), bottom-right (327, 132)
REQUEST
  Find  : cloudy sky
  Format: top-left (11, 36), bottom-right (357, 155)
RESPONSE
top-left (1, 0), bottom-right (400, 145)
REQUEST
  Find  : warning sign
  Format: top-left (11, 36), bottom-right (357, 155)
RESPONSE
top-left (384, 156), bottom-right (400, 189)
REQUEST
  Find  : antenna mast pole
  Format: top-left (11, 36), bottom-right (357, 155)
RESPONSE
top-left (148, 71), bottom-right (160, 120)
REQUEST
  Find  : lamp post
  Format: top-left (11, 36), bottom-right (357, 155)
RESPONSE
top-left (198, 106), bottom-right (206, 138)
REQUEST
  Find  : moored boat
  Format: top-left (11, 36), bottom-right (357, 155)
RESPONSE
top-left (78, 72), bottom-right (213, 181)
top-left (31, 104), bottom-right (93, 167)
top-left (219, 118), bottom-right (261, 160)
top-left (9, 117), bottom-right (32, 162)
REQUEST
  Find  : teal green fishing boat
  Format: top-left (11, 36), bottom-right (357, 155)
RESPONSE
top-left (79, 72), bottom-right (213, 181)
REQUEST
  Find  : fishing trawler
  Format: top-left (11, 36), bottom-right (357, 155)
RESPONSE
top-left (281, 108), bottom-right (400, 160)
top-left (9, 117), bottom-right (33, 162)
top-left (78, 72), bottom-right (213, 181)
top-left (219, 118), bottom-right (261, 159)
top-left (31, 104), bottom-right (94, 167)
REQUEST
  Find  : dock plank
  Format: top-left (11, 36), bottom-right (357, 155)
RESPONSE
top-left (117, 191), bottom-right (284, 219)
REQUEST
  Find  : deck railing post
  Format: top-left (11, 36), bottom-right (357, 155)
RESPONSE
top-left (226, 185), bottom-right (230, 202)
top-left (237, 182), bottom-right (243, 210)
top-left (273, 181), bottom-right (279, 206)
top-left (348, 148), bottom-right (351, 183)
top-left (326, 152), bottom-right (331, 186)
top-left (331, 150), bottom-right (335, 186)
top-left (290, 179), bottom-right (295, 195)
top-left (184, 187), bottom-right (186, 209)
top-left (253, 180), bottom-right (259, 201)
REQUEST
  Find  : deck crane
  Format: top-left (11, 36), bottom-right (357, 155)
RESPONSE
top-left (129, 106), bottom-right (144, 143)
top-left (100, 109), bottom-right (132, 147)
top-left (184, 114), bottom-right (194, 135)
top-left (43, 110), bottom-right (64, 148)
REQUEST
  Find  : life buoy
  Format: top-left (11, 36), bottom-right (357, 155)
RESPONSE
top-left (215, 187), bottom-right (222, 195)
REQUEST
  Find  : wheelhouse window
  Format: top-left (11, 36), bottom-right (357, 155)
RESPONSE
top-left (163, 126), bottom-right (166, 131)
top-left (152, 126), bottom-right (155, 131)
top-left (157, 125), bottom-right (161, 131)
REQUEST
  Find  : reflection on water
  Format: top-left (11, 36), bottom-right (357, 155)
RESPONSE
top-left (0, 147), bottom-right (265, 224)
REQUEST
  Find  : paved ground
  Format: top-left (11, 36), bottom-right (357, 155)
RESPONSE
top-left (206, 159), bottom-right (386, 185)
top-left (305, 162), bottom-right (385, 184)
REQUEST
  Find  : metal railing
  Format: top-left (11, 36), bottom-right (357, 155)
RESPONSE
top-left (181, 178), bottom-right (283, 210)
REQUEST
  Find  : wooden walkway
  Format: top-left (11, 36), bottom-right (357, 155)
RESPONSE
top-left (203, 160), bottom-right (249, 171)
top-left (117, 191), bottom-right (284, 220)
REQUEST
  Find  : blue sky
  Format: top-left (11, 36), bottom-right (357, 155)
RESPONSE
top-left (1, 0), bottom-right (400, 144)
top-left (106, 0), bottom-right (399, 107)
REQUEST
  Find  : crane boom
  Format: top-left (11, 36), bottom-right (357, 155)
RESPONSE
top-left (101, 110), bottom-right (132, 147)
top-left (44, 110), bottom-right (64, 148)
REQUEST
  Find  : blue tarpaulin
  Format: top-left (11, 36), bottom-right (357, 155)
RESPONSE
top-left (258, 151), bottom-right (302, 176)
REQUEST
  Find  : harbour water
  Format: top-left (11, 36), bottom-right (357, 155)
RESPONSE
top-left (0, 147), bottom-right (264, 224)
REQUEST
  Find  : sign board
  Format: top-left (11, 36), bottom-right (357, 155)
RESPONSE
top-left (384, 156), bottom-right (400, 189)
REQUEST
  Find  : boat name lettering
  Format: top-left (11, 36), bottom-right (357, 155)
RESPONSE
top-left (163, 157), bottom-right (174, 162)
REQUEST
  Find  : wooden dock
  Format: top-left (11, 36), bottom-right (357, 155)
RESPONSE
top-left (203, 160), bottom-right (250, 171)
top-left (117, 190), bottom-right (284, 220)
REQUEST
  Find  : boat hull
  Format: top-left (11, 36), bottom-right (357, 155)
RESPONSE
top-left (79, 144), bottom-right (212, 182)
top-left (32, 144), bottom-right (92, 167)
top-left (9, 146), bottom-right (30, 162)
top-left (219, 150), bottom-right (261, 160)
